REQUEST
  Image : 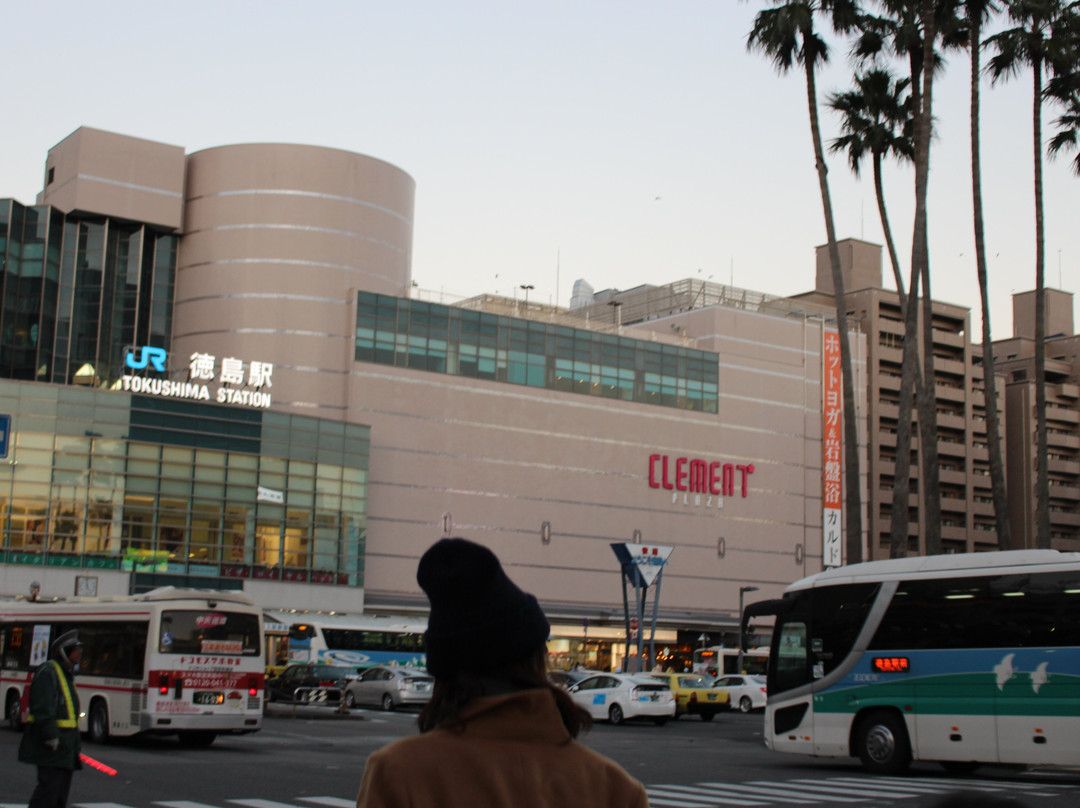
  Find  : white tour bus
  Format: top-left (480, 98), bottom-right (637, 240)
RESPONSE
top-left (1, 586), bottom-right (264, 746)
top-left (270, 611), bottom-right (426, 670)
top-left (692, 646), bottom-right (769, 677)
top-left (744, 549), bottom-right (1080, 775)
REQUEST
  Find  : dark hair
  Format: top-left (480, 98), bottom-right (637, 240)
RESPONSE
top-left (418, 647), bottom-right (592, 737)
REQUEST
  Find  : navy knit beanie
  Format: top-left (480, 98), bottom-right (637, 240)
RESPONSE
top-left (417, 537), bottom-right (550, 678)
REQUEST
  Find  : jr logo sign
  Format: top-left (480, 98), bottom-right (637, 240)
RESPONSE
top-left (124, 346), bottom-right (167, 372)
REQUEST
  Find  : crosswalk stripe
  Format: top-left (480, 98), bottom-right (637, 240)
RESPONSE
top-left (646, 788), bottom-right (765, 806)
top-left (296, 800), bottom-right (355, 808)
top-left (826, 776), bottom-right (1061, 797)
top-left (228, 801), bottom-right (307, 808)
top-left (156, 802), bottom-right (224, 808)
top-left (2, 803), bottom-right (27, 808)
top-left (75, 803), bottom-right (139, 808)
top-left (659, 784), bottom-right (820, 804)
top-left (746, 781), bottom-right (909, 800)
top-left (817, 778), bottom-right (958, 795)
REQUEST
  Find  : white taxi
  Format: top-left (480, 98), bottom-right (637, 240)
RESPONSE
top-left (567, 673), bottom-right (675, 726)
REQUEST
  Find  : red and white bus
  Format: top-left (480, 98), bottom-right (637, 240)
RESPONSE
top-left (1, 586), bottom-right (264, 747)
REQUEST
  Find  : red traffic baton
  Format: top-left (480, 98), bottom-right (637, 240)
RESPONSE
top-left (79, 752), bottom-right (117, 776)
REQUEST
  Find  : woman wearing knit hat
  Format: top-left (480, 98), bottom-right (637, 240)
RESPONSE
top-left (355, 537), bottom-right (649, 808)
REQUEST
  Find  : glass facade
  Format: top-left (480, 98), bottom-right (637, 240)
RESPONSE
top-left (355, 292), bottom-right (719, 413)
top-left (0, 199), bottom-right (176, 387)
top-left (0, 381), bottom-right (369, 589)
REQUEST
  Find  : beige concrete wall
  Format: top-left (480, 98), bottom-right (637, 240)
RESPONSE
top-left (172, 144), bottom-right (415, 412)
top-left (1012, 288), bottom-right (1075, 340)
top-left (321, 303), bottom-right (867, 629)
top-left (815, 238), bottom-right (884, 296)
top-left (37, 127), bottom-right (185, 230)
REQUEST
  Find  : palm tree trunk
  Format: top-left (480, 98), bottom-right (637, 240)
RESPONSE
top-left (877, 152), bottom-right (924, 558)
top-left (1034, 54), bottom-right (1050, 548)
top-left (891, 254), bottom-right (923, 558)
top-left (806, 46), bottom-right (863, 565)
top-left (970, 10), bottom-right (1012, 548)
top-left (914, 0), bottom-right (942, 555)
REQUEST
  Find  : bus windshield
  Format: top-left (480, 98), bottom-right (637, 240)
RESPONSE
top-left (769, 582), bottom-right (879, 695)
top-left (158, 610), bottom-right (261, 655)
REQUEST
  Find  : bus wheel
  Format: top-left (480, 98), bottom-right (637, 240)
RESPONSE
top-left (179, 731), bottom-right (217, 747)
top-left (940, 761), bottom-right (980, 775)
top-left (88, 700), bottom-right (110, 745)
top-left (856, 710), bottom-right (911, 775)
top-left (5, 691), bottom-right (22, 731)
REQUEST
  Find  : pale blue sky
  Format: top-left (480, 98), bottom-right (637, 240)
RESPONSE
top-left (3, 1), bottom-right (1077, 341)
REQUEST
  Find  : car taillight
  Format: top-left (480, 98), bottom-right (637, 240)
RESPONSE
top-left (318, 679), bottom-right (335, 687)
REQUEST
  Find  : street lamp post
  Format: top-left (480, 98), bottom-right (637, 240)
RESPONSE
top-left (737, 585), bottom-right (759, 675)
top-left (520, 284), bottom-right (534, 309)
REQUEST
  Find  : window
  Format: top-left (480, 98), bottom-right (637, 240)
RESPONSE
top-left (158, 610), bottom-right (260, 655)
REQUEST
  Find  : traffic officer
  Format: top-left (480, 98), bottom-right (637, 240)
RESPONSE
top-left (18, 629), bottom-right (84, 808)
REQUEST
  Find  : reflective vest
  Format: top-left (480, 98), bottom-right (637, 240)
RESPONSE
top-left (27, 660), bottom-right (78, 729)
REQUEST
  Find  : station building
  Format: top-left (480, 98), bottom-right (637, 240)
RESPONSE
top-left (2, 127), bottom-right (872, 668)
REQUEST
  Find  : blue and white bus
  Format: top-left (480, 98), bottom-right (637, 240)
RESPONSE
top-left (745, 550), bottom-right (1080, 775)
top-left (270, 612), bottom-right (426, 670)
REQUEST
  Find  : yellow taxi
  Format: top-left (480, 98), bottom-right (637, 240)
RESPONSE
top-left (648, 672), bottom-right (730, 720)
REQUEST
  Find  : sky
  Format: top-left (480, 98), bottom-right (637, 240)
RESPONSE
top-left (3, 1), bottom-right (1077, 342)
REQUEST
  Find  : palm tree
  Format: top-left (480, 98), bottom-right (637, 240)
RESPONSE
top-left (747, 0), bottom-right (865, 564)
top-left (1049, 93), bottom-right (1080, 173)
top-left (965, 0), bottom-right (1013, 548)
top-left (828, 69), bottom-right (915, 294)
top-left (987, 0), bottom-right (1073, 549)
top-left (855, 0), bottom-right (965, 556)
top-left (1047, 10), bottom-right (1080, 174)
top-left (827, 68), bottom-right (920, 558)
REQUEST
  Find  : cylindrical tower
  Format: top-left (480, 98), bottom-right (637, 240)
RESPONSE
top-left (173, 143), bottom-right (415, 414)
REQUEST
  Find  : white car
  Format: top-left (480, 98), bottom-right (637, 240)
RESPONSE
top-left (713, 674), bottom-right (767, 712)
top-left (568, 673), bottom-right (675, 725)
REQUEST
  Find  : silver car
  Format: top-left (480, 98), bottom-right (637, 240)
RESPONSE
top-left (343, 665), bottom-right (434, 711)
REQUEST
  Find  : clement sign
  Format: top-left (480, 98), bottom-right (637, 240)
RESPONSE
top-left (648, 454), bottom-right (754, 498)
top-left (119, 346), bottom-right (273, 410)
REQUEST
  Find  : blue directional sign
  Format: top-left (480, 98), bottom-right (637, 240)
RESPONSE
top-left (0, 414), bottom-right (10, 459)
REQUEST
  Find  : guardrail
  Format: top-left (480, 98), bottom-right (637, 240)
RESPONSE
top-left (292, 686), bottom-right (344, 705)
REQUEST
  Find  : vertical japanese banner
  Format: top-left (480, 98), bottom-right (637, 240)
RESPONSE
top-left (822, 329), bottom-right (843, 567)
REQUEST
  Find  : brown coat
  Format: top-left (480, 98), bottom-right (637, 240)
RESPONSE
top-left (355, 688), bottom-right (649, 808)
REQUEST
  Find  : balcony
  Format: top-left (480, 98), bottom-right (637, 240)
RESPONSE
top-left (937, 412), bottom-right (966, 431)
top-left (941, 496), bottom-right (968, 514)
top-left (934, 357), bottom-right (967, 378)
top-left (1046, 406), bottom-right (1080, 426)
top-left (938, 440), bottom-right (967, 458)
top-left (939, 468), bottom-right (967, 485)
top-left (1058, 383), bottom-right (1080, 400)
top-left (935, 384), bottom-right (966, 404)
top-left (1048, 431), bottom-right (1080, 450)
top-left (875, 345), bottom-right (903, 365)
top-left (1050, 510), bottom-right (1080, 528)
top-left (1048, 457), bottom-right (1080, 476)
top-left (942, 524), bottom-right (969, 542)
top-left (933, 329), bottom-right (966, 350)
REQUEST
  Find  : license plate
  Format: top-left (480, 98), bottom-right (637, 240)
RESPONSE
top-left (193, 691), bottom-right (224, 705)
top-left (707, 694), bottom-right (717, 701)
